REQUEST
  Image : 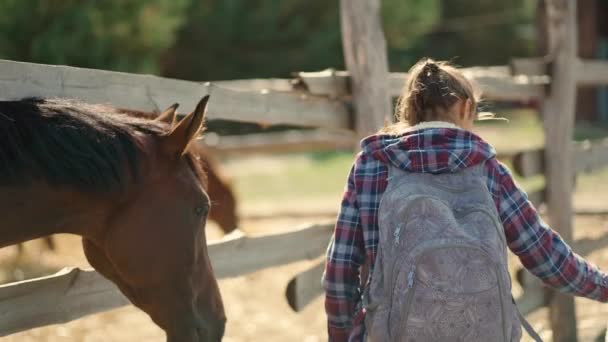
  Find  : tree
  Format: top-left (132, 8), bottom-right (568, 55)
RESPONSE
top-left (0, 0), bottom-right (189, 74)
top-left (382, 0), bottom-right (441, 70)
top-left (404, 0), bottom-right (535, 67)
top-left (161, 0), bottom-right (440, 81)
top-left (161, 1), bottom-right (342, 80)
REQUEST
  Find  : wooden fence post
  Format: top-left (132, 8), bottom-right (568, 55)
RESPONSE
top-left (542, 0), bottom-right (579, 341)
top-left (340, 0), bottom-right (391, 138)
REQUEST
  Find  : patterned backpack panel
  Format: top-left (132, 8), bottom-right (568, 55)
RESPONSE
top-left (364, 165), bottom-right (522, 342)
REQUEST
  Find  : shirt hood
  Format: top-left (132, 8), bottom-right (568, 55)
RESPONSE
top-left (361, 121), bottom-right (496, 174)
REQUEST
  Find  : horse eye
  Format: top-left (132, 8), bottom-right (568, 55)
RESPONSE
top-left (195, 206), bottom-right (206, 216)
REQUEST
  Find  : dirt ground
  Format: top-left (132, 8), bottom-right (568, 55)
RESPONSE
top-left (4, 150), bottom-right (608, 341)
top-left (2, 214), bottom-right (608, 342)
top-left (0, 215), bottom-right (332, 342)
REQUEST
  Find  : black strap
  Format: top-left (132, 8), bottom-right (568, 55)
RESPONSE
top-left (513, 296), bottom-right (543, 341)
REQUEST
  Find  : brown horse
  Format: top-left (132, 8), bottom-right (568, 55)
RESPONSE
top-left (119, 106), bottom-right (239, 235)
top-left (0, 97), bottom-right (225, 341)
top-left (14, 108), bottom-right (240, 257)
top-left (192, 143), bottom-right (239, 234)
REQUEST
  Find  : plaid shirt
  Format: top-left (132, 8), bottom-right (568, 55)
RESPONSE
top-left (323, 124), bottom-right (608, 342)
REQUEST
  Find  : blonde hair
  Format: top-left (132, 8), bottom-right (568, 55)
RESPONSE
top-left (383, 58), bottom-right (481, 133)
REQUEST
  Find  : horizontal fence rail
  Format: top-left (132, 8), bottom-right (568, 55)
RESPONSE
top-left (513, 138), bottom-right (608, 178)
top-left (285, 230), bottom-right (608, 314)
top-left (0, 60), bottom-right (351, 130)
top-left (3, 55), bottom-right (608, 338)
top-left (0, 222), bottom-right (333, 336)
top-left (296, 66), bottom-right (543, 102)
top-left (512, 58), bottom-right (608, 86)
top-left (509, 138), bottom-right (608, 207)
top-left (203, 130), bottom-right (357, 155)
top-left (10, 212), bottom-right (603, 335)
top-left (0, 60), bottom-right (546, 135)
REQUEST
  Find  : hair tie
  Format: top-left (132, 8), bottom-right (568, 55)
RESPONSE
top-left (423, 61), bottom-right (440, 74)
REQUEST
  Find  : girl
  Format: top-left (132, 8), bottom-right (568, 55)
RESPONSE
top-left (323, 58), bottom-right (608, 341)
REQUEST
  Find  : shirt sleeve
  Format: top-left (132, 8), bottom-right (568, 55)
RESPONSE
top-left (324, 160), bottom-right (365, 342)
top-left (491, 160), bottom-right (608, 301)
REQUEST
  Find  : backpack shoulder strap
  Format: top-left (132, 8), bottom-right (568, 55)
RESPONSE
top-left (512, 296), bottom-right (543, 341)
top-left (466, 162), bottom-right (487, 177)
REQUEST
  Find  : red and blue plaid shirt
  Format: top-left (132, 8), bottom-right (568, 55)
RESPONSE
top-left (323, 124), bottom-right (608, 342)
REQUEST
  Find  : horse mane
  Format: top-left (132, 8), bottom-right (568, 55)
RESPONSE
top-left (0, 98), bottom-right (176, 192)
top-left (115, 107), bottom-right (208, 186)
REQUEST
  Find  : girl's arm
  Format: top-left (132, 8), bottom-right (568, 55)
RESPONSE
top-left (488, 160), bottom-right (608, 301)
top-left (324, 162), bottom-right (365, 342)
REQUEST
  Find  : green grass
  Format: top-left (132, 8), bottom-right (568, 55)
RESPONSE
top-left (229, 152), bottom-right (354, 204)
top-left (227, 111), bottom-right (608, 210)
top-left (474, 109), bottom-right (544, 152)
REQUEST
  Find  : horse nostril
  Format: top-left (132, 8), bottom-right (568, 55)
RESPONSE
top-left (195, 326), bottom-right (206, 341)
top-left (218, 318), bottom-right (226, 338)
top-left (210, 318), bottom-right (225, 342)
top-left (213, 318), bottom-right (226, 341)
top-left (196, 316), bottom-right (225, 342)
top-left (197, 327), bottom-right (224, 342)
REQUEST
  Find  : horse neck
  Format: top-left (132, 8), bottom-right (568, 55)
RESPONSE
top-left (0, 182), bottom-right (112, 248)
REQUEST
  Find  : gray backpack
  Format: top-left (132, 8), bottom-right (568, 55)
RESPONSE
top-left (364, 165), bottom-right (541, 342)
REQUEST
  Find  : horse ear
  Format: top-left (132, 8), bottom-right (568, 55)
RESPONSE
top-left (162, 96), bottom-right (209, 157)
top-left (156, 103), bottom-right (179, 125)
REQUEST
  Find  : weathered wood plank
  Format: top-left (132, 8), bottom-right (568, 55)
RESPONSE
top-left (286, 261), bottom-right (325, 312)
top-left (542, 1), bottom-right (578, 340)
top-left (203, 130), bottom-right (357, 155)
top-left (513, 148), bottom-right (546, 178)
top-left (286, 232), bottom-right (608, 315)
top-left (209, 223), bottom-right (333, 278)
top-left (0, 59), bottom-right (351, 130)
top-left (204, 84), bottom-right (351, 129)
top-left (0, 222), bottom-right (334, 336)
top-left (462, 67), bottom-right (545, 102)
top-left (340, 0), bottom-right (391, 137)
top-left (285, 264), bottom-right (552, 316)
top-left (514, 269), bottom-right (552, 316)
top-left (574, 231), bottom-right (608, 257)
top-left (296, 68), bottom-right (544, 102)
top-left (578, 60), bottom-right (608, 85)
top-left (575, 139), bottom-right (608, 173)
top-left (214, 78), bottom-right (293, 92)
top-left (511, 231), bottom-right (608, 317)
top-left (511, 57), bottom-right (548, 76)
top-left (0, 59), bottom-right (205, 112)
top-left (527, 188), bottom-right (547, 209)
top-left (389, 68), bottom-right (544, 101)
top-left (512, 138), bottom-right (608, 178)
top-left (0, 267), bottom-right (130, 337)
top-left (511, 57), bottom-right (608, 86)
top-left (295, 70), bottom-right (349, 98)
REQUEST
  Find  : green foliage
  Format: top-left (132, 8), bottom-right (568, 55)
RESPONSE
top-left (163, 0), bottom-right (534, 80)
top-left (161, 1), bottom-right (343, 80)
top-left (382, 0), bottom-right (440, 51)
top-left (0, 0), bottom-right (537, 81)
top-left (0, 0), bottom-right (189, 73)
top-left (402, 0), bottom-right (535, 68)
top-left (163, 0), bottom-right (443, 80)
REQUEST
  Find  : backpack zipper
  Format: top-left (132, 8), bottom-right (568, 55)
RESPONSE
top-left (394, 223), bottom-right (405, 245)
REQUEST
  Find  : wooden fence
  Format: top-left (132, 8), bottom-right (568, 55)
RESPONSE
top-left (0, 57), bottom-right (543, 336)
top-left (0, 54), bottom-right (606, 338)
top-left (2, 3), bottom-right (608, 337)
top-left (0, 59), bottom-right (540, 127)
top-left (0, 223), bottom-right (333, 336)
top-left (0, 50), bottom-right (605, 336)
